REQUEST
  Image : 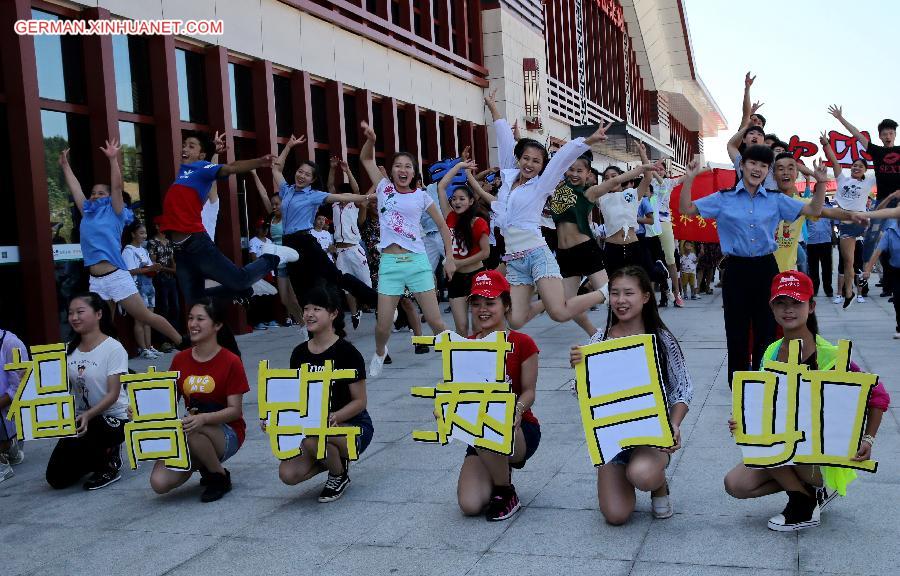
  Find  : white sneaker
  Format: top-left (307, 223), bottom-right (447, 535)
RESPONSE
top-left (856, 295), bottom-right (865, 303)
top-left (369, 348), bottom-right (388, 378)
top-left (4, 438), bottom-right (24, 465)
top-left (893, 332), bottom-right (900, 340)
top-left (261, 243), bottom-right (299, 264)
top-left (297, 325), bottom-right (309, 342)
top-left (589, 329), bottom-right (603, 344)
top-left (599, 283), bottom-right (609, 304)
top-left (651, 494), bottom-right (674, 519)
top-left (0, 456), bottom-right (13, 484)
top-left (139, 348), bottom-right (160, 359)
top-left (251, 279), bottom-right (277, 296)
top-left (832, 295), bottom-right (843, 304)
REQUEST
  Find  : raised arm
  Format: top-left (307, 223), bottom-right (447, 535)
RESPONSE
top-left (484, 87), bottom-right (501, 123)
top-left (58, 149), bottom-right (86, 214)
top-left (438, 160), bottom-right (477, 216)
top-left (340, 160), bottom-right (360, 195)
top-left (678, 159), bottom-right (703, 217)
top-left (99, 139), bottom-right (124, 215)
top-left (273, 134), bottom-right (306, 188)
top-left (539, 121), bottom-right (609, 190)
top-left (739, 72), bottom-right (761, 129)
top-left (585, 164), bottom-right (651, 202)
top-left (359, 121), bottom-right (385, 186)
top-left (828, 105), bottom-right (869, 149)
top-left (250, 168), bottom-right (272, 213)
top-left (635, 141), bottom-right (655, 198)
top-left (466, 168), bottom-right (495, 205)
top-left (799, 159), bottom-right (827, 217)
top-left (208, 152), bottom-right (220, 203)
top-left (819, 132), bottom-right (842, 178)
top-left (875, 190), bottom-right (900, 209)
top-left (213, 132), bottom-right (274, 177)
top-left (327, 156), bottom-right (339, 195)
top-left (426, 203), bottom-right (456, 278)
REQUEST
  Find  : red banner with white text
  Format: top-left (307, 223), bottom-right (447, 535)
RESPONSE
top-left (670, 168), bottom-right (738, 244)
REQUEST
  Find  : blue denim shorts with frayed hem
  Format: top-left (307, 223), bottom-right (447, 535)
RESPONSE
top-left (504, 246), bottom-right (562, 286)
top-left (220, 423), bottom-right (240, 463)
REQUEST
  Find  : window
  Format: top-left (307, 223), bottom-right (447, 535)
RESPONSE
top-left (0, 105), bottom-right (26, 335)
top-left (118, 121), bottom-right (158, 223)
top-left (33, 9), bottom-right (85, 103)
top-left (112, 36), bottom-right (152, 114)
top-left (228, 63), bottom-right (254, 131)
top-left (273, 75), bottom-right (293, 138)
top-left (176, 49), bottom-right (208, 124)
top-left (343, 92), bottom-right (359, 150)
top-left (397, 107), bottom-right (408, 151)
top-left (372, 100), bottom-right (385, 154)
top-left (310, 84), bottom-right (328, 144)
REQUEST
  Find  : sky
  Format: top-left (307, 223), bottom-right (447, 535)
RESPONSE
top-left (683, 0), bottom-right (898, 165)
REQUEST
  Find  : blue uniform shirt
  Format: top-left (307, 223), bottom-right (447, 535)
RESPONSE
top-left (636, 197), bottom-right (653, 235)
top-left (877, 223), bottom-right (900, 268)
top-left (80, 197), bottom-right (134, 269)
top-left (278, 182), bottom-right (329, 234)
top-left (693, 181), bottom-right (805, 257)
top-left (806, 200), bottom-right (834, 245)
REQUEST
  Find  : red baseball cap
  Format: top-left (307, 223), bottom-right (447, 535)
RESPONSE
top-left (469, 269), bottom-right (510, 299)
top-left (769, 271), bottom-right (814, 303)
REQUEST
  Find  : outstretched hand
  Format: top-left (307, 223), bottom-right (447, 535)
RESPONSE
top-left (744, 71), bottom-right (755, 89)
top-left (584, 120), bottom-right (611, 145)
top-left (827, 104), bottom-right (843, 119)
top-left (213, 131), bottom-right (227, 155)
top-left (484, 87), bottom-right (498, 109)
top-left (685, 158), bottom-right (703, 178)
top-left (58, 148), bottom-right (70, 167)
top-left (286, 134), bottom-right (307, 149)
top-left (361, 121), bottom-right (377, 142)
top-left (100, 138), bottom-right (120, 159)
top-left (461, 145), bottom-right (472, 161)
top-left (812, 158), bottom-right (828, 181)
top-left (819, 131), bottom-right (830, 147)
top-left (750, 101), bottom-right (764, 114)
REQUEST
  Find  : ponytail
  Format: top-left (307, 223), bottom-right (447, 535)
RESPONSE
top-left (67, 292), bottom-right (118, 355)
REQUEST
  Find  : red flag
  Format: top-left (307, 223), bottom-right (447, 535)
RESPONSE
top-left (670, 168), bottom-right (737, 244)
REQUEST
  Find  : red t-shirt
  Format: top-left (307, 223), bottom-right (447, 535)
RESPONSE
top-left (156, 161), bottom-right (222, 234)
top-left (468, 330), bottom-right (539, 425)
top-left (170, 348), bottom-right (250, 445)
top-left (446, 212), bottom-right (489, 259)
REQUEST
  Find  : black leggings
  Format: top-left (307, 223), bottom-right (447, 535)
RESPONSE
top-left (46, 414), bottom-right (125, 489)
top-left (722, 254), bottom-right (779, 383)
top-left (806, 242), bottom-right (833, 297)
top-left (283, 231), bottom-right (378, 308)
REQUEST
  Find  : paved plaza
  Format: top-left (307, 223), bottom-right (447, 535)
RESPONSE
top-left (4, 282), bottom-right (899, 576)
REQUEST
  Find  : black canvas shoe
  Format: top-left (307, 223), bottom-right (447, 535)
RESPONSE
top-left (83, 469), bottom-right (121, 491)
top-left (767, 490), bottom-right (820, 531)
top-left (318, 473), bottom-right (350, 502)
top-left (414, 343), bottom-right (430, 354)
top-left (842, 292), bottom-right (855, 309)
top-left (485, 485), bottom-right (521, 522)
top-left (200, 469), bottom-right (232, 502)
top-left (351, 312), bottom-right (361, 330)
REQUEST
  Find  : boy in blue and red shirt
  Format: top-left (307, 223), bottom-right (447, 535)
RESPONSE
top-left (156, 132), bottom-right (297, 307)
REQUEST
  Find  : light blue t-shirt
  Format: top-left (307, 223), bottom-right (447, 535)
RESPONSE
top-left (636, 197), bottom-right (653, 236)
top-left (80, 197), bottom-right (133, 269)
top-left (278, 182), bottom-right (329, 234)
top-left (693, 181), bottom-right (804, 257)
top-left (877, 223), bottom-right (900, 268)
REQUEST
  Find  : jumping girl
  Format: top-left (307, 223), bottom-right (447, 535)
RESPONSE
top-left (149, 298), bottom-right (249, 503)
top-left (359, 121), bottom-right (456, 377)
top-left (46, 292), bottom-right (129, 491)
top-left (270, 284), bottom-right (374, 502)
top-left (724, 271), bottom-right (889, 531)
top-left (437, 158), bottom-right (491, 335)
top-left (59, 142), bottom-right (185, 349)
top-left (483, 88), bottom-right (608, 329)
top-left (569, 266), bottom-right (692, 524)
top-left (457, 269), bottom-right (540, 521)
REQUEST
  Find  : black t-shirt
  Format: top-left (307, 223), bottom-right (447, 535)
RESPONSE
top-left (866, 143), bottom-right (900, 202)
top-left (289, 338), bottom-right (366, 413)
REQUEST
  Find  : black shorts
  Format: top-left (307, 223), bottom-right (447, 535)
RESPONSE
top-left (465, 419), bottom-right (541, 469)
top-left (483, 244), bottom-right (502, 270)
top-left (447, 267), bottom-right (486, 299)
top-left (556, 239), bottom-right (605, 278)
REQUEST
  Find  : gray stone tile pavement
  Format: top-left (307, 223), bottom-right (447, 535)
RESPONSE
top-left (3, 278), bottom-right (900, 575)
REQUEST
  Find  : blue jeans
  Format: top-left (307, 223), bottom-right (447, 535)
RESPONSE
top-left (173, 232), bottom-right (278, 307)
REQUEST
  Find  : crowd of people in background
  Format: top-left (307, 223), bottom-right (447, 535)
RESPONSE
top-left (1, 72), bottom-right (896, 533)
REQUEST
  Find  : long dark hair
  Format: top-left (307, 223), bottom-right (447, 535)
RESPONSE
top-left (514, 139), bottom-right (550, 174)
top-left (301, 283), bottom-right (347, 338)
top-left (122, 219), bottom-right (144, 248)
top-left (67, 292), bottom-right (118, 355)
top-left (190, 298), bottom-right (241, 357)
top-left (297, 160), bottom-right (321, 189)
top-left (449, 186), bottom-right (477, 254)
top-left (604, 266), bottom-right (681, 384)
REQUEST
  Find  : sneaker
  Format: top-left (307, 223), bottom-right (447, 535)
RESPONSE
top-left (842, 292), bottom-right (855, 309)
top-left (893, 332), bottom-right (900, 339)
top-left (200, 469), bottom-right (232, 502)
top-left (485, 485), bottom-right (521, 521)
top-left (414, 343), bottom-right (430, 354)
top-left (370, 349), bottom-right (388, 377)
top-left (384, 354), bottom-right (393, 365)
top-left (767, 490), bottom-right (820, 531)
top-left (251, 279), bottom-right (278, 296)
top-left (589, 329), bottom-right (603, 344)
top-left (83, 469), bottom-right (121, 490)
top-left (832, 294), bottom-right (843, 305)
top-left (351, 312), bottom-right (361, 330)
top-left (254, 323), bottom-right (269, 330)
top-left (856, 295), bottom-right (865, 304)
top-left (318, 473), bottom-right (350, 502)
top-left (655, 260), bottom-right (670, 280)
top-left (673, 296), bottom-right (685, 308)
top-left (658, 299), bottom-right (668, 307)
top-left (4, 438), bottom-right (24, 465)
top-left (109, 447), bottom-right (122, 472)
top-left (815, 485), bottom-right (839, 511)
top-left (0, 455), bottom-right (14, 484)
top-left (158, 342), bottom-right (174, 353)
top-left (139, 348), bottom-right (160, 359)
top-left (260, 242), bottom-right (299, 264)
top-left (443, 306), bottom-right (452, 314)
top-left (651, 484), bottom-right (674, 519)
top-left (297, 325), bottom-right (309, 342)
top-left (149, 346), bottom-right (162, 354)
top-left (690, 295), bottom-right (700, 301)
top-left (266, 320), bottom-right (280, 328)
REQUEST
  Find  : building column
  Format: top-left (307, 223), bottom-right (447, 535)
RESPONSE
top-left (325, 80), bottom-right (347, 161)
top-left (441, 115), bottom-right (458, 158)
top-left (82, 7), bottom-right (120, 182)
top-left (0, 0), bottom-right (58, 344)
top-left (290, 70), bottom-right (317, 161)
top-left (148, 35), bottom-right (180, 191)
top-left (403, 103), bottom-right (421, 171)
top-left (380, 97), bottom-right (400, 160)
top-left (355, 89), bottom-right (374, 191)
top-left (422, 109), bottom-right (439, 165)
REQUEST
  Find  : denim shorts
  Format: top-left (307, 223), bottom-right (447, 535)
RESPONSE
top-left (838, 221), bottom-right (866, 239)
top-left (465, 419), bottom-right (541, 469)
top-left (276, 264), bottom-right (289, 278)
top-left (378, 252), bottom-right (434, 295)
top-left (505, 246), bottom-right (562, 285)
top-left (346, 410), bottom-right (375, 456)
top-left (606, 447), bottom-right (670, 467)
top-left (220, 423), bottom-right (239, 462)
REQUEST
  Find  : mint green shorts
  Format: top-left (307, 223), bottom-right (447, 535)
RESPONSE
top-left (377, 252), bottom-right (435, 295)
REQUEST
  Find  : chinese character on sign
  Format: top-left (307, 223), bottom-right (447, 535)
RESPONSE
top-left (122, 367), bottom-right (190, 471)
top-left (732, 339), bottom-right (878, 471)
top-left (573, 334), bottom-right (674, 466)
top-left (257, 359), bottom-right (361, 460)
top-left (411, 331), bottom-right (517, 455)
top-left (4, 343), bottom-right (76, 441)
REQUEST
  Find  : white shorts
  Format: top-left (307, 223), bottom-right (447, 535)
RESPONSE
top-left (89, 268), bottom-right (138, 303)
top-left (336, 245), bottom-right (372, 288)
top-left (423, 231), bottom-right (444, 272)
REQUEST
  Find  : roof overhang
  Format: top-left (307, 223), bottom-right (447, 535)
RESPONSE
top-left (571, 121), bottom-right (672, 162)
